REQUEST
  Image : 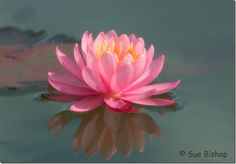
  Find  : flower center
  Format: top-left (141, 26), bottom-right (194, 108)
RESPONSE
top-left (95, 39), bottom-right (140, 61)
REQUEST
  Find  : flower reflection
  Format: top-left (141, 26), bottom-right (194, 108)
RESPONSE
top-left (48, 107), bottom-right (164, 160)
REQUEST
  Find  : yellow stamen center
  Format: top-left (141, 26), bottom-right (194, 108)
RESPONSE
top-left (95, 39), bottom-right (141, 61)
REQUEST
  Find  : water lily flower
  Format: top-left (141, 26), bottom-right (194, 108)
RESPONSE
top-left (48, 30), bottom-right (180, 113)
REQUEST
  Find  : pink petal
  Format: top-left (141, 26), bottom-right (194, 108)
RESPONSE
top-left (81, 31), bottom-right (89, 54)
top-left (48, 72), bottom-right (97, 96)
top-left (119, 54), bottom-right (133, 66)
top-left (82, 67), bottom-right (106, 93)
top-left (70, 95), bottom-right (104, 112)
top-left (74, 43), bottom-right (85, 69)
top-left (107, 30), bottom-right (118, 40)
top-left (116, 34), bottom-right (130, 59)
top-left (119, 90), bottom-right (156, 101)
top-left (56, 46), bottom-right (83, 81)
top-left (81, 31), bottom-right (93, 55)
top-left (84, 49), bottom-right (103, 87)
top-left (131, 98), bottom-right (175, 107)
top-left (136, 37), bottom-right (145, 47)
top-left (129, 34), bottom-right (137, 43)
top-left (105, 104), bottom-right (139, 113)
top-left (98, 52), bottom-right (117, 82)
top-left (133, 54), bottom-right (146, 79)
top-left (134, 41), bottom-right (144, 55)
top-left (85, 49), bottom-right (97, 69)
top-left (83, 49), bottom-right (101, 83)
top-left (129, 35), bottom-right (144, 46)
top-left (122, 80), bottom-right (180, 100)
top-left (140, 54), bottom-right (165, 85)
top-left (123, 55), bottom-right (165, 92)
top-left (95, 32), bottom-right (106, 43)
top-left (48, 72), bottom-right (88, 88)
top-left (111, 63), bottom-right (134, 92)
top-left (104, 97), bottom-right (130, 109)
top-left (145, 45), bottom-right (154, 70)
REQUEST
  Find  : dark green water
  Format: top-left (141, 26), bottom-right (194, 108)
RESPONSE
top-left (0, 0), bottom-right (234, 162)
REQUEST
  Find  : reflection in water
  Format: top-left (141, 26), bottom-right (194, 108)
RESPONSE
top-left (48, 107), bottom-right (162, 160)
top-left (44, 84), bottom-right (179, 159)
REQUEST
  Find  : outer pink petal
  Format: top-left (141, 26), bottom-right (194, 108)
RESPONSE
top-left (48, 72), bottom-right (88, 88)
top-left (123, 55), bottom-right (165, 92)
top-left (104, 97), bottom-right (130, 109)
top-left (70, 95), bottom-right (104, 112)
top-left (48, 72), bottom-right (97, 96)
top-left (131, 98), bottom-right (175, 107)
top-left (82, 67), bottom-right (106, 93)
top-left (81, 31), bottom-right (89, 54)
top-left (81, 31), bottom-right (93, 55)
top-left (98, 52), bottom-right (117, 82)
top-left (74, 43), bottom-right (85, 69)
top-left (145, 45), bottom-right (154, 70)
top-left (140, 55), bottom-right (165, 85)
top-left (85, 49), bottom-right (97, 69)
top-left (84, 49), bottom-right (102, 87)
top-left (83, 49), bottom-right (101, 83)
top-left (119, 90), bottom-right (156, 101)
top-left (111, 63), bottom-right (134, 92)
top-left (133, 54), bottom-right (146, 79)
top-left (123, 80), bottom-right (180, 98)
top-left (56, 46), bottom-right (83, 81)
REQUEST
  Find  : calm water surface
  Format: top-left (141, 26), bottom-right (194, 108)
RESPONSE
top-left (0, 0), bottom-right (234, 162)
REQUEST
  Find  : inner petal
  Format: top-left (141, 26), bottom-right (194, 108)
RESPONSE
top-left (94, 34), bottom-right (144, 62)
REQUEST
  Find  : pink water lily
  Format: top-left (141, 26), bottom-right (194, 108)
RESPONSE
top-left (48, 30), bottom-right (180, 113)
